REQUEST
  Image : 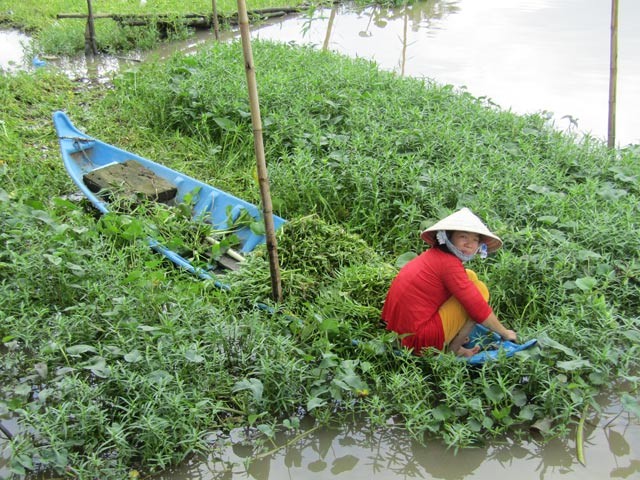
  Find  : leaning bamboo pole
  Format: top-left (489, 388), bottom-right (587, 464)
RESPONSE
top-left (236, 0), bottom-right (283, 302)
top-left (322, 5), bottom-right (337, 51)
top-left (607, 0), bottom-right (618, 149)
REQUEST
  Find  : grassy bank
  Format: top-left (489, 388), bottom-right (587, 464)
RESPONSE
top-left (0, 0), bottom-right (313, 55)
top-left (1, 39), bottom-right (640, 478)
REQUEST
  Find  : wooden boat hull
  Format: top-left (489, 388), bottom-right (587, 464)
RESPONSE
top-left (53, 111), bottom-right (285, 284)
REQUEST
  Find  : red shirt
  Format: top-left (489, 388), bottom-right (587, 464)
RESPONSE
top-left (381, 248), bottom-right (492, 353)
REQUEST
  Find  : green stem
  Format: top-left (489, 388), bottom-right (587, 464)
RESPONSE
top-left (576, 403), bottom-right (589, 466)
top-left (254, 424), bottom-right (320, 460)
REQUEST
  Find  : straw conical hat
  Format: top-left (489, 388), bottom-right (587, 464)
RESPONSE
top-left (421, 207), bottom-right (503, 253)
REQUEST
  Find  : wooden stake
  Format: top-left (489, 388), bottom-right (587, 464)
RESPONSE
top-left (211, 0), bottom-right (220, 41)
top-left (401, 5), bottom-right (408, 77)
top-left (85, 0), bottom-right (98, 55)
top-left (323, 5), bottom-right (337, 51)
top-left (607, 0), bottom-right (618, 149)
top-left (236, 0), bottom-right (283, 302)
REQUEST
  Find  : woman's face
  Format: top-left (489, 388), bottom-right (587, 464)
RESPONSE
top-left (450, 231), bottom-right (481, 256)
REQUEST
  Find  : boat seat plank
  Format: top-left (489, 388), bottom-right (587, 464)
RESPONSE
top-left (83, 160), bottom-right (177, 203)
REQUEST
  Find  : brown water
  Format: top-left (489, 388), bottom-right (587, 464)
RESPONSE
top-left (1, 0), bottom-right (640, 477)
top-left (152, 391), bottom-right (639, 480)
top-left (249, 0), bottom-right (640, 147)
top-left (2, 1), bottom-right (639, 144)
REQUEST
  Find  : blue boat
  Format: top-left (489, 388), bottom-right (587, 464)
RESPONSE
top-left (53, 110), bottom-right (285, 286)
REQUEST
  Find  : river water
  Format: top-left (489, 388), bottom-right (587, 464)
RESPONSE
top-left (1, 0), bottom-right (640, 478)
top-left (2, 0), bottom-right (638, 145)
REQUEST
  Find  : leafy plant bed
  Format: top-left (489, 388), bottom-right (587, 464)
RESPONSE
top-left (1, 40), bottom-right (639, 479)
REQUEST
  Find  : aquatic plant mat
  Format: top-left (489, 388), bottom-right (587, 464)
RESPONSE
top-left (1, 39), bottom-right (639, 478)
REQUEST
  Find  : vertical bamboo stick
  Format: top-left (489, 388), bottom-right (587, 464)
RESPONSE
top-left (323, 5), bottom-right (337, 51)
top-left (400, 5), bottom-right (408, 77)
top-left (211, 0), bottom-right (220, 41)
top-left (85, 0), bottom-right (98, 55)
top-left (236, 0), bottom-right (283, 302)
top-left (607, 0), bottom-right (618, 149)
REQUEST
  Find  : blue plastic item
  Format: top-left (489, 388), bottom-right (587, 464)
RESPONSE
top-left (464, 323), bottom-right (537, 365)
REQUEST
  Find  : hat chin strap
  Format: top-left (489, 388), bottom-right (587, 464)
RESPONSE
top-left (436, 230), bottom-right (479, 263)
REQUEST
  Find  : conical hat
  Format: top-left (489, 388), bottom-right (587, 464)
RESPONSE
top-left (420, 207), bottom-right (503, 253)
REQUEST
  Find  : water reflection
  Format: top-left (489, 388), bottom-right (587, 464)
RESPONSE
top-left (2, 0), bottom-right (638, 144)
top-left (252, 0), bottom-right (640, 146)
top-left (0, 29), bottom-right (31, 72)
top-left (154, 393), bottom-right (640, 480)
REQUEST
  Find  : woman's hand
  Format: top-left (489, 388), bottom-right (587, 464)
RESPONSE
top-left (482, 314), bottom-right (517, 342)
top-left (501, 329), bottom-right (517, 342)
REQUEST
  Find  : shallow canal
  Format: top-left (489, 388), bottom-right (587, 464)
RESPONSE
top-left (149, 391), bottom-right (640, 480)
top-left (2, 0), bottom-right (638, 145)
top-left (1, 0), bottom-right (639, 478)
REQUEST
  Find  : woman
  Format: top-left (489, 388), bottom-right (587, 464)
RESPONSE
top-left (381, 207), bottom-right (516, 357)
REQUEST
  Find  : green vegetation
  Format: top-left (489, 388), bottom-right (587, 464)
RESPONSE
top-left (1, 32), bottom-right (640, 480)
top-left (0, 0), bottom-right (313, 55)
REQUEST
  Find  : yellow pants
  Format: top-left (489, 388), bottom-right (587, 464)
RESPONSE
top-left (440, 269), bottom-right (489, 345)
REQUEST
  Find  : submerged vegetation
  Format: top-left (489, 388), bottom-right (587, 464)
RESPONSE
top-left (1, 23), bottom-right (640, 480)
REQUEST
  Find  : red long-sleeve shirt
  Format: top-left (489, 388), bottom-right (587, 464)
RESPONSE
top-left (381, 247), bottom-right (492, 354)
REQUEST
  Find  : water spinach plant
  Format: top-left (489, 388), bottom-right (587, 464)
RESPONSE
top-left (1, 39), bottom-right (639, 478)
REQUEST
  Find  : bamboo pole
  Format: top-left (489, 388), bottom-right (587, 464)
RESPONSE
top-left (322, 5), bottom-right (337, 51)
top-left (236, 0), bottom-right (283, 302)
top-left (400, 5), bottom-right (408, 77)
top-left (607, 0), bottom-right (618, 149)
top-left (85, 0), bottom-right (98, 55)
top-left (211, 0), bottom-right (220, 40)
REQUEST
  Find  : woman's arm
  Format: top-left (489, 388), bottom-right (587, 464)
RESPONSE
top-left (481, 313), bottom-right (517, 341)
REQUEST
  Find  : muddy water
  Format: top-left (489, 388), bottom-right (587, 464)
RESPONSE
top-left (153, 391), bottom-right (640, 480)
top-left (2, 1), bottom-right (639, 144)
top-left (250, 0), bottom-right (640, 146)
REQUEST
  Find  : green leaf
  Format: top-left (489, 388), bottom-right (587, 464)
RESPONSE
top-left (257, 424), bottom-right (275, 438)
top-left (232, 378), bottom-right (264, 403)
top-left (184, 350), bottom-right (204, 363)
top-left (124, 350), bottom-right (143, 363)
top-left (213, 117), bottom-right (237, 131)
top-left (537, 215), bottom-right (558, 225)
top-left (83, 357), bottom-right (111, 378)
top-left (518, 405), bottom-right (536, 421)
top-left (147, 370), bottom-right (172, 384)
top-left (531, 417), bottom-right (553, 434)
top-left (621, 393), bottom-right (640, 419)
top-left (66, 345), bottom-right (97, 356)
top-left (484, 384), bottom-right (505, 403)
top-left (395, 252), bottom-right (417, 268)
top-left (597, 183), bottom-right (627, 200)
top-left (511, 389), bottom-right (527, 407)
top-left (306, 396), bottom-right (327, 411)
top-left (575, 249), bottom-right (602, 261)
top-left (43, 254), bottom-right (62, 266)
top-left (432, 404), bottom-right (453, 422)
top-left (138, 325), bottom-right (161, 332)
top-left (588, 371), bottom-right (607, 385)
top-left (538, 335), bottom-right (576, 357)
top-left (318, 316), bottom-right (339, 333)
top-left (575, 277), bottom-right (597, 291)
top-left (557, 359), bottom-right (592, 371)
top-left (492, 405), bottom-right (511, 421)
top-left (14, 384), bottom-right (31, 397)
